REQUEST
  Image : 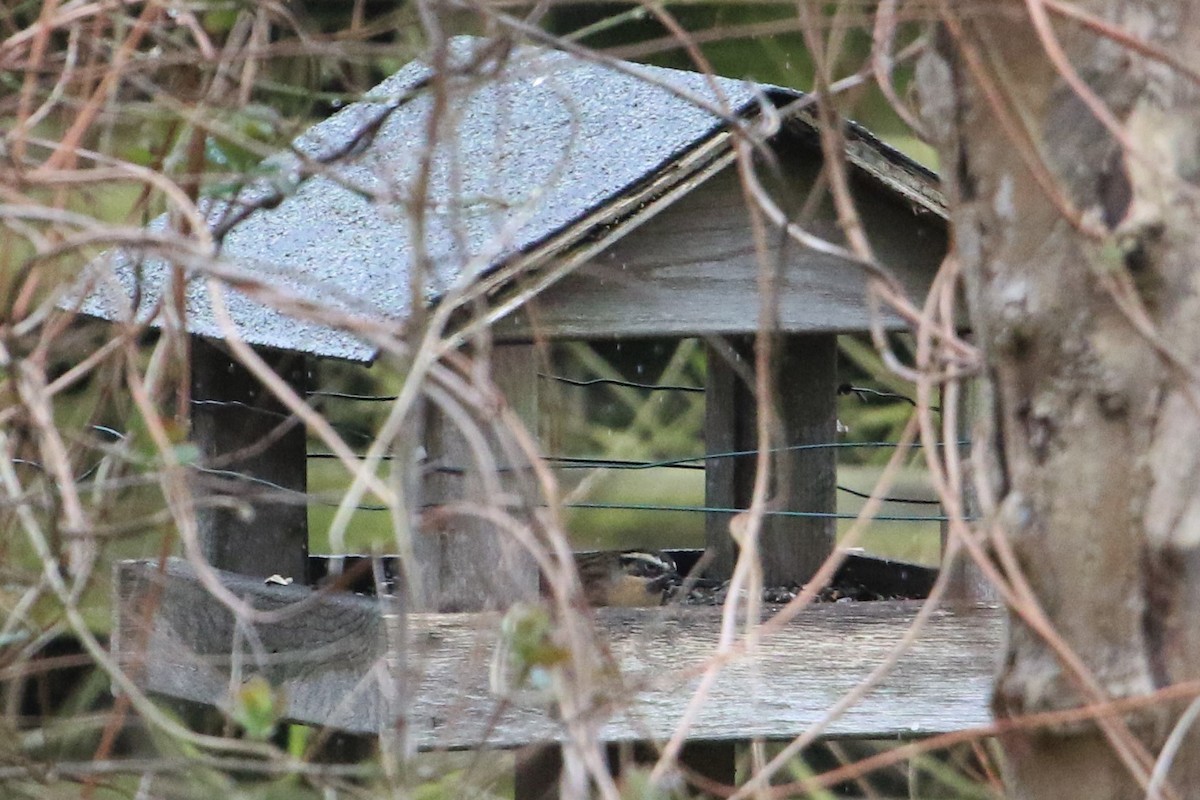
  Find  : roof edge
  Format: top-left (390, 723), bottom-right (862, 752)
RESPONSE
top-left (761, 89), bottom-right (946, 220)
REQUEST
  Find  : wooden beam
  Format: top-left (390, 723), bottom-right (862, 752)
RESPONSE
top-left (419, 343), bottom-right (541, 612)
top-left (114, 558), bottom-right (1001, 749)
top-left (705, 335), bottom-right (838, 585)
top-left (115, 558), bottom-right (405, 736)
top-left (941, 376), bottom-right (1000, 604)
top-left (702, 331), bottom-right (836, 794)
top-left (190, 338), bottom-right (308, 582)
top-left (493, 167), bottom-right (947, 342)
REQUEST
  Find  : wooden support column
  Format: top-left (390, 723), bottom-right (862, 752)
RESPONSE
top-left (420, 342), bottom-right (540, 611)
top-left (419, 343), bottom-right (544, 797)
top-left (941, 375), bottom-right (999, 604)
top-left (705, 334), bottom-right (838, 585)
top-left (178, 337), bottom-right (312, 746)
top-left (190, 337), bottom-right (309, 583)
top-left (446, 343), bottom-right (558, 800)
top-left (697, 332), bottom-right (836, 796)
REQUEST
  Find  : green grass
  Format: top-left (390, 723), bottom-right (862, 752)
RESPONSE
top-left (306, 456), bottom-right (944, 566)
top-left (558, 463), bottom-right (943, 565)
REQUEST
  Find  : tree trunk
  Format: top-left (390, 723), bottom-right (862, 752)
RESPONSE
top-left (917, 3), bottom-right (1200, 797)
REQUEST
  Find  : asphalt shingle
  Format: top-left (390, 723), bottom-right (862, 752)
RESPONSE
top-left (76, 37), bottom-right (763, 361)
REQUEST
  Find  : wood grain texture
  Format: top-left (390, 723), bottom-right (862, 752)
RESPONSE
top-left (941, 378), bottom-right (1000, 605)
top-left (115, 558), bottom-right (1000, 749)
top-left (190, 338), bottom-right (309, 582)
top-left (115, 558), bottom-right (405, 735)
top-left (419, 343), bottom-right (541, 612)
top-left (704, 335), bottom-right (838, 585)
top-left (494, 164), bottom-right (947, 341)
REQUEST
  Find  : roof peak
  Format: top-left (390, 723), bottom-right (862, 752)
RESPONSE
top-left (73, 37), bottom-right (940, 361)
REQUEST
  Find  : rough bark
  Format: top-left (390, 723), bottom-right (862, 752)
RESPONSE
top-left (917, 2), bottom-right (1200, 797)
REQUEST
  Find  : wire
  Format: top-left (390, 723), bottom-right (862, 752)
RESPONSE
top-left (546, 440), bottom-right (968, 472)
top-left (309, 382), bottom-right (930, 404)
top-left (307, 390), bottom-right (398, 401)
top-left (190, 398), bottom-right (293, 418)
top-left (193, 465), bottom-right (390, 511)
top-left (18, 379), bottom-right (954, 514)
top-left (306, 441), bottom-right (969, 469)
top-left (191, 398), bottom-right (375, 444)
top-left (189, 466), bottom-right (952, 521)
top-left (834, 485), bottom-right (941, 505)
top-left (547, 455), bottom-right (942, 505)
top-left (304, 441), bottom-right (968, 465)
top-left (546, 455), bottom-right (702, 470)
top-left (8, 425), bottom-right (127, 482)
top-left (838, 383), bottom-right (940, 412)
top-left (538, 373), bottom-right (705, 393)
top-left (563, 501), bottom-right (960, 522)
top-left (217, 383), bottom-right (929, 407)
top-left (538, 376), bottom-right (933, 408)
top-left (308, 454), bottom-right (938, 503)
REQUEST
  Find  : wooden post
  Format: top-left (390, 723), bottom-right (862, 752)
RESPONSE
top-left (705, 334), bottom-right (838, 585)
top-left (420, 343), bottom-right (541, 612)
top-left (181, 336), bottom-right (312, 746)
top-left (190, 337), bottom-right (308, 583)
top-left (417, 342), bottom-right (546, 798)
top-left (941, 375), bottom-right (999, 604)
top-left (698, 332), bottom-right (836, 795)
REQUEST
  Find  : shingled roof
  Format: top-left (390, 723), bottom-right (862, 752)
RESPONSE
top-left (75, 36), bottom-right (940, 362)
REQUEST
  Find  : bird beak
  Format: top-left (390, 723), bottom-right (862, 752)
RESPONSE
top-left (649, 571), bottom-right (682, 599)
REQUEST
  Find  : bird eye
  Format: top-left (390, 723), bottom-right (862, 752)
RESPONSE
top-left (621, 552), bottom-right (675, 578)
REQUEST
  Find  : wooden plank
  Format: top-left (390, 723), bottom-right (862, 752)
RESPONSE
top-left (705, 335), bottom-right (838, 585)
top-left (941, 377), bottom-right (1000, 604)
top-left (419, 343), bottom-right (540, 612)
top-left (114, 558), bottom-right (405, 735)
top-left (704, 338), bottom-right (745, 580)
top-left (114, 557), bottom-right (1001, 748)
top-left (190, 338), bottom-right (308, 582)
top-left (492, 166), bottom-right (947, 341)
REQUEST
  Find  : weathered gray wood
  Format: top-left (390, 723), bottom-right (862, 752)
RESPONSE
top-left (493, 166), bottom-right (947, 341)
top-left (115, 557), bottom-right (1001, 748)
top-left (190, 338), bottom-right (308, 582)
top-left (704, 339), bottom-right (745, 580)
top-left (941, 377), bottom-right (999, 604)
top-left (114, 558), bottom-right (404, 735)
top-left (419, 343), bottom-right (540, 612)
top-left (705, 335), bottom-right (838, 585)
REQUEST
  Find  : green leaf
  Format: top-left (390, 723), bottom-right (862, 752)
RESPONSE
top-left (230, 674), bottom-right (285, 740)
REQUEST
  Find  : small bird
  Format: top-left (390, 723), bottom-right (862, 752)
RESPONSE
top-left (573, 550), bottom-right (679, 607)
